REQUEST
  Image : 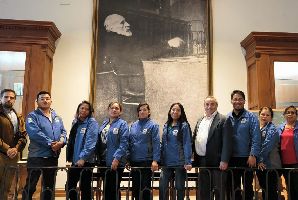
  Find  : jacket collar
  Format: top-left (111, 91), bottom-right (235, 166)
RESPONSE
top-left (35, 108), bottom-right (57, 118)
top-left (0, 103), bottom-right (17, 116)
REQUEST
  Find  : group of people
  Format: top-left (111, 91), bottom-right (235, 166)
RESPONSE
top-left (0, 89), bottom-right (297, 200)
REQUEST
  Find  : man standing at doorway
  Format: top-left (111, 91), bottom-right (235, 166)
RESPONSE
top-left (0, 88), bottom-right (27, 199)
top-left (22, 91), bottom-right (67, 200)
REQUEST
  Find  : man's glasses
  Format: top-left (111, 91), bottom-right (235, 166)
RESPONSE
top-left (285, 111), bottom-right (297, 115)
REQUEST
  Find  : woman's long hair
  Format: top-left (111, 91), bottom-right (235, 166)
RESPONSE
top-left (166, 102), bottom-right (189, 126)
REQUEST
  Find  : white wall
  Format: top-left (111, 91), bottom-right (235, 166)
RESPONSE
top-left (1, 0), bottom-right (298, 188)
top-left (0, 0), bottom-right (93, 141)
top-left (212, 0), bottom-right (298, 114)
top-left (0, 0), bottom-right (93, 188)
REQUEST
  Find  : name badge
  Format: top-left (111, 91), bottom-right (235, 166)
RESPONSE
top-left (28, 118), bottom-right (33, 123)
top-left (113, 128), bottom-right (119, 134)
top-left (80, 128), bottom-right (86, 134)
top-left (241, 118), bottom-right (247, 124)
top-left (142, 129), bottom-right (148, 134)
top-left (262, 131), bottom-right (266, 137)
top-left (173, 129), bottom-right (178, 136)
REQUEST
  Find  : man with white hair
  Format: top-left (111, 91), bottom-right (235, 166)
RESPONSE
top-left (104, 14), bottom-right (132, 37)
top-left (193, 96), bottom-right (232, 200)
top-left (97, 13), bottom-right (187, 123)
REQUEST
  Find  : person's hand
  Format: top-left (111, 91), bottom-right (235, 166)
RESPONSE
top-left (219, 161), bottom-right (228, 171)
top-left (111, 159), bottom-right (119, 171)
top-left (51, 141), bottom-right (64, 151)
top-left (76, 159), bottom-right (85, 167)
top-left (151, 161), bottom-right (159, 172)
top-left (258, 162), bottom-right (266, 171)
top-left (247, 155), bottom-right (256, 168)
top-left (7, 148), bottom-right (18, 159)
top-left (184, 164), bottom-right (192, 171)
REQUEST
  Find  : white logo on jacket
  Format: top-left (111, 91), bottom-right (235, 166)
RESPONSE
top-left (80, 128), bottom-right (86, 134)
top-left (241, 118), bottom-right (247, 124)
top-left (173, 130), bottom-right (178, 136)
top-left (113, 128), bottom-right (119, 134)
top-left (142, 129), bottom-right (148, 134)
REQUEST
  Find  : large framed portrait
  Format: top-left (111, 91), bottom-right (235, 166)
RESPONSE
top-left (92, 0), bottom-right (212, 128)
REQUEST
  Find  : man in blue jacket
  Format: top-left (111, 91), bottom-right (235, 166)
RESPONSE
top-left (227, 90), bottom-right (261, 200)
top-left (22, 91), bottom-right (67, 200)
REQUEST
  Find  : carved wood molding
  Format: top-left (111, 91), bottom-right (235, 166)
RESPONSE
top-left (241, 32), bottom-right (298, 63)
top-left (241, 31), bottom-right (298, 110)
top-left (0, 19), bottom-right (61, 55)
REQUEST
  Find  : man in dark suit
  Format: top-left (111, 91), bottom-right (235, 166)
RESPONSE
top-left (192, 96), bottom-right (232, 200)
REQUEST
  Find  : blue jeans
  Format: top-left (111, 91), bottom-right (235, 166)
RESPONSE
top-left (159, 167), bottom-right (186, 200)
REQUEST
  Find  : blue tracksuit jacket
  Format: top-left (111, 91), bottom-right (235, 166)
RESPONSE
top-left (26, 108), bottom-right (67, 158)
top-left (98, 117), bottom-right (129, 166)
top-left (258, 122), bottom-right (279, 168)
top-left (161, 121), bottom-right (192, 166)
top-left (227, 109), bottom-right (261, 157)
top-left (71, 117), bottom-right (99, 163)
top-left (128, 118), bottom-right (160, 162)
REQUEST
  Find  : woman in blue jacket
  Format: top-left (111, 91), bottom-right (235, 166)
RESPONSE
top-left (66, 100), bottom-right (99, 200)
top-left (256, 106), bottom-right (280, 200)
top-left (97, 102), bottom-right (129, 200)
top-left (127, 102), bottom-right (160, 200)
top-left (159, 103), bottom-right (192, 200)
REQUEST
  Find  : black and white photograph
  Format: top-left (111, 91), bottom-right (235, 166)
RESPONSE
top-left (94, 0), bottom-right (211, 126)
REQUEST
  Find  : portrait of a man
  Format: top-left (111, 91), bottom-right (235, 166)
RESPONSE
top-left (94, 0), bottom-right (210, 127)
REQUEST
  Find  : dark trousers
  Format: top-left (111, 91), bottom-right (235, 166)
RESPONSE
top-left (66, 163), bottom-right (94, 200)
top-left (0, 154), bottom-right (18, 199)
top-left (227, 157), bottom-right (254, 200)
top-left (131, 161), bottom-right (153, 200)
top-left (22, 157), bottom-right (58, 200)
top-left (99, 166), bottom-right (124, 200)
top-left (281, 163), bottom-right (298, 200)
top-left (256, 169), bottom-right (279, 200)
top-left (194, 156), bottom-right (227, 200)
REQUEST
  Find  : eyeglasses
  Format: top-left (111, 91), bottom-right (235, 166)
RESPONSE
top-left (232, 98), bottom-right (245, 102)
top-left (285, 111), bottom-right (297, 115)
